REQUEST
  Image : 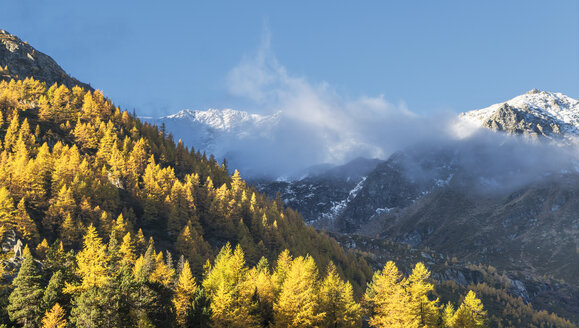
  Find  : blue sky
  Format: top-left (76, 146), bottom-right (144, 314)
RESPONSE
top-left (1, 0), bottom-right (578, 117)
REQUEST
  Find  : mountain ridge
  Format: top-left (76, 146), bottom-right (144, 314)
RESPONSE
top-left (0, 29), bottom-right (92, 90)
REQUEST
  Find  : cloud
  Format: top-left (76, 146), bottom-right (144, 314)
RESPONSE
top-left (225, 30), bottom-right (454, 177)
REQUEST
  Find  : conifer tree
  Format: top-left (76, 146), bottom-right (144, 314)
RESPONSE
top-left (149, 251), bottom-right (175, 288)
top-left (187, 288), bottom-right (212, 328)
top-left (364, 261), bottom-right (408, 328)
top-left (42, 270), bottom-right (64, 314)
top-left (66, 225), bottom-right (109, 293)
top-left (274, 255), bottom-right (324, 328)
top-left (7, 255), bottom-right (43, 327)
top-left (35, 238), bottom-right (50, 259)
top-left (15, 198), bottom-right (39, 243)
top-left (41, 303), bottom-right (67, 328)
top-left (249, 257), bottom-right (275, 327)
top-left (0, 187), bottom-right (16, 232)
top-left (176, 221), bottom-right (211, 276)
top-left (119, 232), bottom-right (137, 264)
top-left (173, 261), bottom-right (198, 327)
top-left (318, 262), bottom-right (362, 328)
top-left (452, 291), bottom-right (487, 328)
top-left (442, 302), bottom-right (456, 328)
top-left (203, 244), bottom-right (257, 327)
top-left (407, 262), bottom-right (440, 327)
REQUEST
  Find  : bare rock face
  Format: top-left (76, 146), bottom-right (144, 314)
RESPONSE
top-left (0, 29), bottom-right (91, 90)
top-left (481, 103), bottom-right (567, 138)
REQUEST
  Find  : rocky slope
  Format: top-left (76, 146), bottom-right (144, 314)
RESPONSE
top-left (0, 29), bottom-right (91, 89)
top-left (460, 89), bottom-right (579, 139)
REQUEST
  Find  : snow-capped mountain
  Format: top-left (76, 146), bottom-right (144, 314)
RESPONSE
top-left (459, 89), bottom-right (579, 139)
top-left (145, 108), bottom-right (281, 164)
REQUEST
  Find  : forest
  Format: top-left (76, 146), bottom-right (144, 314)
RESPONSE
top-left (0, 78), bottom-right (574, 327)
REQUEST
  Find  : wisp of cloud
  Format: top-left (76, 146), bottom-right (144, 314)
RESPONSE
top-left (225, 31), bottom-right (456, 178)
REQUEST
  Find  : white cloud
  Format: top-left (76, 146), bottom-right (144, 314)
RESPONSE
top-left (225, 31), bottom-right (447, 176)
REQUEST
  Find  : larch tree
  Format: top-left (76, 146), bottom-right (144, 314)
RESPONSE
top-left (318, 262), bottom-right (362, 328)
top-left (41, 303), bottom-right (67, 328)
top-left (203, 244), bottom-right (257, 328)
top-left (406, 262), bottom-right (440, 327)
top-left (0, 187), bottom-right (16, 232)
top-left (15, 198), bottom-right (39, 243)
top-left (65, 224), bottom-right (109, 293)
top-left (452, 291), bottom-right (487, 328)
top-left (173, 260), bottom-right (198, 327)
top-left (364, 261), bottom-right (408, 328)
top-left (274, 255), bottom-right (325, 328)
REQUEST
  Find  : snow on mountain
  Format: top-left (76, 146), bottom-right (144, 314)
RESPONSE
top-left (459, 89), bottom-right (579, 138)
top-left (166, 108), bottom-right (281, 134)
top-left (146, 108), bottom-right (281, 159)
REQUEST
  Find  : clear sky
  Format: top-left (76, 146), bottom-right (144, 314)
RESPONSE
top-left (1, 0), bottom-right (578, 117)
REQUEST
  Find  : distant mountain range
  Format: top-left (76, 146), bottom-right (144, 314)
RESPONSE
top-left (145, 108), bottom-right (281, 157)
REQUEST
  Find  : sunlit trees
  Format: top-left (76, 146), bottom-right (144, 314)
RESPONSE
top-left (318, 262), bottom-right (362, 328)
top-left (173, 261), bottom-right (197, 327)
top-left (274, 255), bottom-right (324, 328)
top-left (41, 303), bottom-right (67, 328)
top-left (203, 243), bottom-right (257, 327)
top-left (451, 291), bottom-right (487, 328)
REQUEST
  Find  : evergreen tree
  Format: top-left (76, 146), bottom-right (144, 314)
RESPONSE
top-left (7, 255), bottom-right (43, 327)
top-left (186, 288), bottom-right (212, 328)
top-left (42, 270), bottom-right (64, 314)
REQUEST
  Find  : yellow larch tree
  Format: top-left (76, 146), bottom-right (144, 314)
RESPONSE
top-left (41, 303), bottom-right (67, 328)
top-left (65, 225), bottom-right (109, 293)
top-left (203, 244), bottom-right (257, 328)
top-left (364, 261), bottom-right (409, 328)
top-left (274, 255), bottom-right (325, 328)
top-left (452, 290), bottom-right (487, 328)
top-left (318, 262), bottom-right (362, 328)
top-left (149, 251), bottom-right (175, 288)
top-left (173, 260), bottom-right (198, 328)
top-left (406, 262), bottom-right (440, 327)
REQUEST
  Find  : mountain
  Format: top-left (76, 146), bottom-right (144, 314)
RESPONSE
top-left (0, 29), bottom-right (91, 90)
top-left (257, 90), bottom-right (579, 322)
top-left (145, 108), bottom-right (281, 156)
top-left (460, 89), bottom-right (579, 139)
top-left (254, 157), bottom-right (382, 226)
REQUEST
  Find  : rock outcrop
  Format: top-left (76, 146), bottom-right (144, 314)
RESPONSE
top-left (0, 29), bottom-right (91, 90)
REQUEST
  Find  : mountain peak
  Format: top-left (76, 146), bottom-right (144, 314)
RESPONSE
top-left (460, 90), bottom-right (579, 138)
top-left (0, 28), bottom-right (91, 90)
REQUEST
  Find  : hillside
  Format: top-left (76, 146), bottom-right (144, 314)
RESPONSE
top-left (0, 29), bottom-right (91, 90)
